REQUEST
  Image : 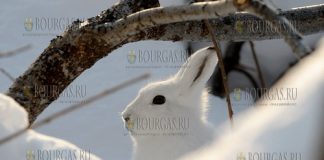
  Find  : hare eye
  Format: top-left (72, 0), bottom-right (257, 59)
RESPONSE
top-left (152, 95), bottom-right (165, 105)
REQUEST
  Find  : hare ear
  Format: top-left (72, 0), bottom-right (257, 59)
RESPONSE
top-left (175, 47), bottom-right (218, 92)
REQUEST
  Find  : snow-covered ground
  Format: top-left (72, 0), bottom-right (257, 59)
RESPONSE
top-left (0, 0), bottom-right (323, 159)
top-left (0, 94), bottom-right (101, 160)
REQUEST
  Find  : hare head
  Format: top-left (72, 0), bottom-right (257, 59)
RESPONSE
top-left (122, 47), bottom-right (218, 136)
top-left (121, 47), bottom-right (218, 160)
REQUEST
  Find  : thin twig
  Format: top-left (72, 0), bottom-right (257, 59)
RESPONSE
top-left (0, 68), bottom-right (15, 81)
top-left (0, 45), bottom-right (31, 58)
top-left (0, 73), bottom-right (149, 146)
top-left (204, 20), bottom-right (234, 127)
top-left (193, 0), bottom-right (234, 126)
top-left (249, 41), bottom-right (266, 89)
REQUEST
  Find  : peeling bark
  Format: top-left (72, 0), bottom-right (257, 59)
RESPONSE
top-left (6, 0), bottom-right (324, 124)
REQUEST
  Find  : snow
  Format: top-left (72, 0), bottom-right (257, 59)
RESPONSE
top-left (0, 0), bottom-right (323, 159)
top-left (180, 38), bottom-right (324, 160)
top-left (0, 94), bottom-right (101, 160)
top-left (0, 95), bottom-right (28, 136)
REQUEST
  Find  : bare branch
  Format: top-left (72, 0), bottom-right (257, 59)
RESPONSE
top-left (0, 68), bottom-right (15, 81)
top-left (0, 73), bottom-right (149, 146)
top-left (235, 0), bottom-right (311, 58)
top-left (204, 20), bottom-right (234, 127)
top-left (0, 45), bottom-right (31, 58)
top-left (249, 41), bottom-right (266, 89)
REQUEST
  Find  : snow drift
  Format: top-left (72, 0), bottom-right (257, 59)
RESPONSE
top-left (0, 94), bottom-right (102, 160)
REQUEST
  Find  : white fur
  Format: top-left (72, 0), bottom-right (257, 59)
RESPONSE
top-left (122, 47), bottom-right (218, 160)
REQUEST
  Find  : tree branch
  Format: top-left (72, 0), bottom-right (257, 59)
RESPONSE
top-left (249, 41), bottom-right (266, 89)
top-left (235, 0), bottom-right (311, 58)
top-left (6, 0), bottom-right (160, 123)
top-left (0, 45), bottom-right (31, 58)
top-left (204, 20), bottom-right (234, 127)
top-left (0, 68), bottom-right (15, 82)
top-left (143, 4), bottom-right (324, 42)
top-left (6, 0), bottom-right (324, 123)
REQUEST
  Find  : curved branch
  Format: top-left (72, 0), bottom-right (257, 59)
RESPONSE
top-left (6, 0), bottom-right (160, 123)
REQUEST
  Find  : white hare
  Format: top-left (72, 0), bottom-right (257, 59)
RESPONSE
top-left (122, 47), bottom-right (218, 160)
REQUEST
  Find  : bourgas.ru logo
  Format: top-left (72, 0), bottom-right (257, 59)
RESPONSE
top-left (24, 18), bottom-right (33, 31)
top-left (233, 87), bottom-right (298, 106)
top-left (125, 116), bottom-right (190, 137)
top-left (26, 149), bottom-right (92, 160)
top-left (235, 20), bottom-right (244, 34)
top-left (23, 17), bottom-right (84, 36)
top-left (126, 49), bottom-right (188, 68)
top-left (234, 19), bottom-right (300, 35)
top-left (127, 50), bottom-right (136, 64)
top-left (233, 88), bottom-right (242, 101)
top-left (237, 152), bottom-right (302, 160)
top-left (23, 84), bottom-right (87, 104)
